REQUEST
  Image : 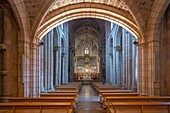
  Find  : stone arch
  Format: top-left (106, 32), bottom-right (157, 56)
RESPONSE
top-left (151, 0), bottom-right (170, 41)
top-left (32, 0), bottom-right (144, 43)
top-left (7, 0), bottom-right (30, 43)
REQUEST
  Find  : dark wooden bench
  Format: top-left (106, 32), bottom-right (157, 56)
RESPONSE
top-left (108, 102), bottom-right (170, 113)
top-left (103, 96), bottom-right (170, 108)
top-left (100, 93), bottom-right (139, 103)
top-left (0, 102), bottom-right (74, 113)
top-left (39, 93), bottom-right (78, 100)
top-left (91, 82), bottom-right (121, 93)
top-left (0, 97), bottom-right (76, 103)
top-left (48, 90), bottom-right (78, 93)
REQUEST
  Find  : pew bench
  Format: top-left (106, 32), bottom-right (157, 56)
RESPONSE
top-left (103, 96), bottom-right (170, 108)
top-left (48, 90), bottom-right (78, 93)
top-left (40, 93), bottom-right (78, 97)
top-left (0, 102), bottom-right (74, 113)
top-left (91, 82), bottom-right (122, 94)
top-left (108, 102), bottom-right (170, 113)
top-left (0, 97), bottom-right (76, 103)
top-left (100, 93), bottom-right (139, 103)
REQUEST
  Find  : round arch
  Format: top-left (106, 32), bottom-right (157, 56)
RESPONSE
top-left (35, 3), bottom-right (141, 41)
top-left (152, 0), bottom-right (170, 41)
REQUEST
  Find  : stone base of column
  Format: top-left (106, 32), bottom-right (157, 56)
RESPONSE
top-left (140, 93), bottom-right (148, 96)
top-left (49, 86), bottom-right (54, 91)
top-left (121, 86), bottom-right (127, 90)
top-left (131, 86), bottom-right (137, 92)
top-left (40, 90), bottom-right (47, 93)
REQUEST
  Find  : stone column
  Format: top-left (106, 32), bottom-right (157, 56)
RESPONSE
top-left (62, 53), bottom-right (65, 84)
top-left (138, 43), bottom-right (148, 96)
top-left (50, 31), bottom-right (54, 90)
top-left (131, 38), bottom-right (137, 91)
top-left (112, 36), bottom-right (116, 85)
top-left (47, 33), bottom-right (51, 89)
top-left (109, 55), bottom-right (113, 84)
top-left (40, 39), bottom-right (45, 92)
top-left (127, 33), bottom-right (132, 90)
top-left (54, 45), bottom-right (59, 86)
top-left (44, 35), bottom-right (48, 90)
top-left (33, 44), bottom-right (38, 97)
top-left (122, 29), bottom-right (127, 89)
top-left (0, 8), bottom-right (3, 96)
top-left (58, 39), bottom-right (62, 85)
top-left (147, 41), bottom-right (160, 96)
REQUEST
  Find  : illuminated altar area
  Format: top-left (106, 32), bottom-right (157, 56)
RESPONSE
top-left (74, 54), bottom-right (100, 81)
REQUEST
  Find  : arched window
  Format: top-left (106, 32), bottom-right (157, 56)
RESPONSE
top-left (84, 47), bottom-right (89, 55)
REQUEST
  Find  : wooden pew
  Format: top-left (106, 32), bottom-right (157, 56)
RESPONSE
top-left (103, 96), bottom-right (170, 108)
top-left (0, 102), bottom-right (73, 113)
top-left (0, 97), bottom-right (76, 103)
top-left (100, 93), bottom-right (139, 103)
top-left (55, 82), bottom-right (82, 91)
top-left (91, 82), bottom-right (121, 94)
top-left (48, 90), bottom-right (78, 93)
top-left (40, 93), bottom-right (78, 98)
top-left (108, 102), bottom-right (170, 113)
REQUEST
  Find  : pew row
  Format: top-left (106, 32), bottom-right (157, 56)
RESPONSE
top-left (91, 82), bottom-right (120, 93)
top-left (107, 102), bottom-right (170, 113)
top-left (0, 102), bottom-right (74, 113)
top-left (100, 93), bottom-right (139, 103)
top-left (40, 93), bottom-right (78, 98)
top-left (0, 97), bottom-right (76, 104)
top-left (103, 96), bottom-right (170, 108)
top-left (54, 82), bottom-right (82, 91)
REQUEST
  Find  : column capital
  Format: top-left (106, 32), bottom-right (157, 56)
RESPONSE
top-left (31, 43), bottom-right (39, 49)
top-left (138, 42), bottom-right (148, 48)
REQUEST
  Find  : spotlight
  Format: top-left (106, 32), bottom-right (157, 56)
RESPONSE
top-left (39, 41), bottom-right (44, 45)
top-left (133, 41), bottom-right (138, 45)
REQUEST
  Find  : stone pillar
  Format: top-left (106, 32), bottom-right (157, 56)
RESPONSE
top-left (58, 39), bottom-right (62, 85)
top-left (147, 41), bottom-right (160, 96)
top-left (62, 53), bottom-right (65, 84)
top-left (109, 55), bottom-right (113, 84)
top-left (47, 33), bottom-right (51, 89)
top-left (138, 43), bottom-right (148, 96)
top-left (127, 33), bottom-right (132, 90)
top-left (40, 39), bottom-right (45, 92)
top-left (54, 45), bottom-right (59, 86)
top-left (44, 35), bottom-right (48, 90)
top-left (50, 31), bottom-right (54, 90)
top-left (112, 36), bottom-right (116, 85)
top-left (33, 44), bottom-right (38, 97)
top-left (131, 38), bottom-right (137, 91)
top-left (0, 8), bottom-right (3, 96)
top-left (122, 29), bottom-right (126, 89)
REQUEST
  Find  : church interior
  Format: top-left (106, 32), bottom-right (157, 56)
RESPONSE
top-left (1, 0), bottom-right (170, 113)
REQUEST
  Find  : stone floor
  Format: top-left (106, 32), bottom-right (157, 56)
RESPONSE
top-left (74, 83), bottom-right (106, 113)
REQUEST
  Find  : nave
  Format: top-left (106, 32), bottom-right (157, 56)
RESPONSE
top-left (74, 83), bottom-right (106, 113)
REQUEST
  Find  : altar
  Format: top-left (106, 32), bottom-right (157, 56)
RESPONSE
top-left (82, 75), bottom-right (91, 80)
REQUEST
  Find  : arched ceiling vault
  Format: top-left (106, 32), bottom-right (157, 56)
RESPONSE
top-left (36, 3), bottom-right (140, 40)
top-left (8, 0), bottom-right (170, 43)
top-left (73, 19), bottom-right (100, 50)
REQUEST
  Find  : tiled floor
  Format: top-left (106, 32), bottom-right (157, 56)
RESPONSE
top-left (74, 83), bottom-right (106, 113)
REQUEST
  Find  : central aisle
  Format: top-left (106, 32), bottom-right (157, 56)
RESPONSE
top-left (74, 83), bottom-right (106, 113)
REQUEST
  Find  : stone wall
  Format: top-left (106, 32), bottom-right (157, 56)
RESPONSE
top-left (0, 1), bottom-right (21, 97)
top-left (159, 5), bottom-right (170, 96)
